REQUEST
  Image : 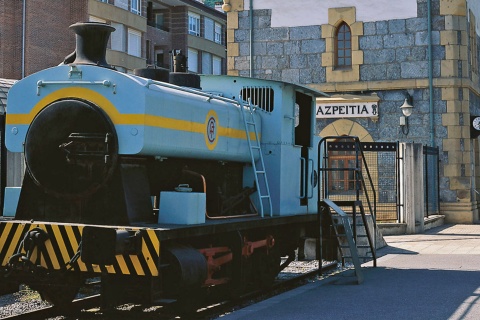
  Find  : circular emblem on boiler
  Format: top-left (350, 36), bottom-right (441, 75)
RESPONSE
top-left (205, 110), bottom-right (219, 150)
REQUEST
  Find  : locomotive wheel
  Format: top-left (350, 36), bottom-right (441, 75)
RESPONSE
top-left (35, 272), bottom-right (83, 307)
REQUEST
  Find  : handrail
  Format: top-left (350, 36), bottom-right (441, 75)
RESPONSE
top-left (321, 199), bottom-right (364, 284)
top-left (354, 138), bottom-right (377, 224)
top-left (317, 135), bottom-right (377, 267)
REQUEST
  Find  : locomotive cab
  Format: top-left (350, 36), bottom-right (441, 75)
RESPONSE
top-left (200, 75), bottom-right (326, 216)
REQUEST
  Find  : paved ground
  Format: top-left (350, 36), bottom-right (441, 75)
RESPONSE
top-left (221, 224), bottom-right (480, 320)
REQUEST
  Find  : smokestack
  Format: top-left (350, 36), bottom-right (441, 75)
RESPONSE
top-left (64, 22), bottom-right (115, 68)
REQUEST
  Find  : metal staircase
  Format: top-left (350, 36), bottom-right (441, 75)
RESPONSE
top-left (320, 199), bottom-right (364, 284)
top-left (317, 136), bottom-right (377, 284)
top-left (333, 201), bottom-right (376, 266)
top-left (239, 101), bottom-right (272, 217)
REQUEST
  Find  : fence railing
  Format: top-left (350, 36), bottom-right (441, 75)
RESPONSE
top-left (324, 140), bottom-right (399, 222)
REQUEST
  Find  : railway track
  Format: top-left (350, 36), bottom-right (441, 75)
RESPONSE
top-left (0, 260), bottom-right (343, 319)
top-left (1, 294), bottom-right (100, 320)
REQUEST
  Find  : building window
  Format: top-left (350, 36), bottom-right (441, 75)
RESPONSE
top-left (114, 0), bottom-right (128, 10)
top-left (188, 48), bottom-right (198, 73)
top-left (128, 28), bottom-right (141, 57)
top-left (202, 52), bottom-right (212, 74)
top-left (328, 150), bottom-right (362, 193)
top-left (335, 22), bottom-right (352, 69)
top-left (188, 12), bottom-right (201, 36)
top-left (99, 0), bottom-right (109, 3)
top-left (89, 16), bottom-right (107, 23)
top-left (213, 56), bottom-right (222, 75)
top-left (204, 17), bottom-right (214, 41)
top-left (156, 13), bottom-right (164, 29)
top-left (131, 0), bottom-right (141, 15)
top-left (214, 22), bottom-right (222, 44)
top-left (156, 50), bottom-right (165, 68)
top-left (111, 22), bottom-right (126, 51)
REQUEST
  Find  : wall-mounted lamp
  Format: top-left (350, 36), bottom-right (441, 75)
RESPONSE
top-left (400, 93), bottom-right (414, 135)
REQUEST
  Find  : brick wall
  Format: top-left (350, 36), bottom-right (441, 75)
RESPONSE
top-left (0, 0), bottom-right (89, 79)
top-left (170, 7), bottom-right (188, 53)
top-left (0, 1), bottom-right (23, 79)
top-left (24, 0), bottom-right (88, 76)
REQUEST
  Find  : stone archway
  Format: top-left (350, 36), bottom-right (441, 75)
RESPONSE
top-left (318, 119), bottom-right (392, 219)
top-left (319, 119), bottom-right (373, 142)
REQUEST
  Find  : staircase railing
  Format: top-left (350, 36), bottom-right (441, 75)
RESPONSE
top-left (317, 136), bottom-right (377, 275)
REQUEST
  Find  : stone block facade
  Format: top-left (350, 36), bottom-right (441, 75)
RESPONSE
top-left (223, 0), bottom-right (480, 223)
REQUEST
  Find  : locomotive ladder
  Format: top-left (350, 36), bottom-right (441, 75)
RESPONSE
top-left (240, 100), bottom-right (272, 217)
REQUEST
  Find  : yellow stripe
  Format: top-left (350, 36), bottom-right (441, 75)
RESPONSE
top-left (66, 226), bottom-right (85, 271)
top-left (4, 225), bottom-right (25, 263)
top-left (0, 223), bottom-right (14, 265)
top-left (24, 224), bottom-right (60, 269)
top-left (43, 240), bottom-right (61, 269)
top-left (129, 256), bottom-right (145, 276)
top-left (7, 87), bottom-right (258, 141)
top-left (106, 265), bottom-right (116, 274)
top-left (51, 225), bottom-right (69, 266)
top-left (74, 226), bottom-right (88, 271)
top-left (1, 223), bottom-right (163, 276)
top-left (144, 114), bottom-right (201, 131)
top-left (66, 226), bottom-right (80, 252)
top-left (116, 255), bottom-right (130, 275)
top-left (142, 238), bottom-right (158, 276)
top-left (76, 259), bottom-right (88, 271)
top-left (147, 230), bottom-right (160, 250)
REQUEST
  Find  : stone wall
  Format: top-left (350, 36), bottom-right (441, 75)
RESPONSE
top-left (224, 0), bottom-right (480, 222)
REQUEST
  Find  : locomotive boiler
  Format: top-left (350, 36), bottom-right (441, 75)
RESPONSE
top-left (0, 22), bottom-right (326, 308)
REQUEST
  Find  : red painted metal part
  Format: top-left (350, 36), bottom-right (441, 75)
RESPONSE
top-left (198, 246), bottom-right (233, 286)
top-left (198, 234), bottom-right (276, 286)
top-left (242, 235), bottom-right (275, 256)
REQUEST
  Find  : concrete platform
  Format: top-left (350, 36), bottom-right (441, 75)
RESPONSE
top-left (221, 224), bottom-right (480, 320)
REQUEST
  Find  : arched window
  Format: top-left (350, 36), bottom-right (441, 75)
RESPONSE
top-left (335, 22), bottom-right (352, 69)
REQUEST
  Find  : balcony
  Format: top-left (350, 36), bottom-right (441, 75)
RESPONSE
top-left (147, 20), bottom-right (169, 32)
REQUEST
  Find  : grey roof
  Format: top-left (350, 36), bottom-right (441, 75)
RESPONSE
top-left (0, 78), bottom-right (17, 112)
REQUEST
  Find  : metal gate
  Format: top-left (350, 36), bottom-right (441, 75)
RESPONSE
top-left (423, 146), bottom-right (440, 217)
top-left (326, 141), bottom-right (400, 222)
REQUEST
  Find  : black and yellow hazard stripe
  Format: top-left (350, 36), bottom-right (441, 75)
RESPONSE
top-left (0, 221), bottom-right (160, 276)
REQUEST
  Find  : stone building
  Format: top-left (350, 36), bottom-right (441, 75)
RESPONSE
top-left (222, 0), bottom-right (480, 223)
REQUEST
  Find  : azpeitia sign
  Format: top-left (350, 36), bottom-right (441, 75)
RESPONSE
top-left (316, 102), bottom-right (378, 118)
top-left (316, 94), bottom-right (380, 120)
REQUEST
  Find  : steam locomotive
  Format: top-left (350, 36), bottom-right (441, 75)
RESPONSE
top-left (0, 22), bottom-right (327, 308)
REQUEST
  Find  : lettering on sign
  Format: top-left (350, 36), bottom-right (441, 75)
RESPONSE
top-left (316, 102), bottom-right (378, 119)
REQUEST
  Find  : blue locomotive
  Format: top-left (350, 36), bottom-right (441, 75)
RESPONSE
top-left (0, 22), bottom-right (326, 307)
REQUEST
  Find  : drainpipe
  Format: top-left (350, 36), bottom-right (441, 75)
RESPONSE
top-left (249, 0), bottom-right (253, 77)
top-left (428, 0), bottom-right (434, 147)
top-left (22, 0), bottom-right (26, 78)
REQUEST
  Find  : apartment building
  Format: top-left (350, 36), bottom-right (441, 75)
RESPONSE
top-left (0, 0), bottom-right (226, 78)
top-left (145, 0), bottom-right (226, 73)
